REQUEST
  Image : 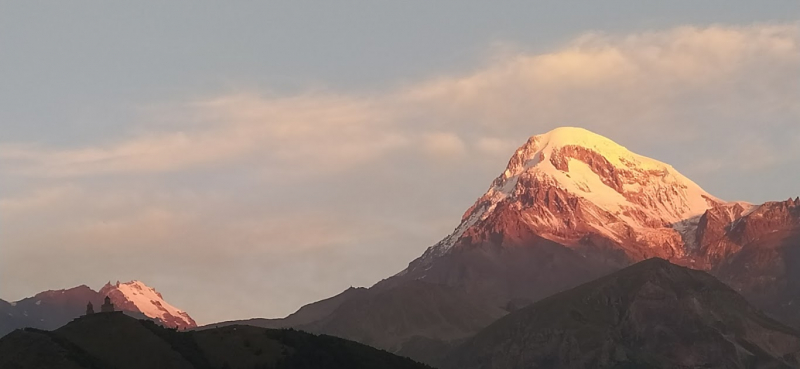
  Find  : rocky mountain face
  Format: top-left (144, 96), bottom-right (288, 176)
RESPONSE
top-left (390, 127), bottom-right (800, 326)
top-left (444, 258), bottom-right (800, 369)
top-left (413, 127), bottom-right (719, 267)
top-left (0, 280), bottom-right (196, 338)
top-left (399, 127), bottom-right (719, 284)
top-left (219, 127), bottom-right (800, 364)
top-left (712, 200), bottom-right (800, 326)
top-left (0, 313), bottom-right (432, 369)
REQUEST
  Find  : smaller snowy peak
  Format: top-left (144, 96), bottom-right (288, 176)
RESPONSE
top-left (99, 280), bottom-right (196, 329)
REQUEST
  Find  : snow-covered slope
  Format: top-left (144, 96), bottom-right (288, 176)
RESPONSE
top-left (492, 127), bottom-right (717, 222)
top-left (1, 281), bottom-right (198, 337)
top-left (409, 127), bottom-right (726, 273)
top-left (100, 281), bottom-right (196, 329)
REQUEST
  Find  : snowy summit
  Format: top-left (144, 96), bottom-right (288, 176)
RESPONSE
top-left (100, 280), bottom-right (196, 329)
top-left (408, 127), bottom-right (736, 272)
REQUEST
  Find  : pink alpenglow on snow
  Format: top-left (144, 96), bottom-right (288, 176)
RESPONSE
top-left (99, 281), bottom-right (197, 329)
top-left (404, 126), bottom-right (737, 274)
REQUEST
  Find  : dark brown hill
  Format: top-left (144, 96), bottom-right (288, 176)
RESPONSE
top-left (0, 312), bottom-right (432, 369)
top-left (444, 258), bottom-right (800, 369)
top-left (302, 281), bottom-right (505, 356)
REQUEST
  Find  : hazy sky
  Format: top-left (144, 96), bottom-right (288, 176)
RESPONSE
top-left (1, 2), bottom-right (799, 324)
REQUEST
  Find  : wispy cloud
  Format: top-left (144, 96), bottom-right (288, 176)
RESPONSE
top-left (1, 94), bottom-right (409, 177)
top-left (421, 132), bottom-right (467, 160)
top-left (3, 24), bottom-right (797, 178)
top-left (405, 24), bottom-right (799, 145)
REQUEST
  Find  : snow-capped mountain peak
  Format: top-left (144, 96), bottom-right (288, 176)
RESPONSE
top-left (501, 126), bottom-right (663, 180)
top-left (99, 280), bottom-right (196, 329)
top-left (409, 127), bottom-right (723, 271)
top-left (384, 127), bottom-right (800, 338)
top-left (491, 126), bottom-right (718, 223)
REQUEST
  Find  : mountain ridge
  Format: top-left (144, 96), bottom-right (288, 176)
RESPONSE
top-left (406, 126), bottom-right (724, 275)
top-left (444, 258), bottom-right (800, 369)
top-left (0, 280), bottom-right (196, 338)
top-left (212, 127), bottom-right (800, 364)
top-left (0, 313), bottom-right (432, 369)
top-left (390, 127), bottom-right (800, 319)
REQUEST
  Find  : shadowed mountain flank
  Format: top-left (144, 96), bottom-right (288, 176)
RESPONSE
top-left (444, 258), bottom-right (800, 369)
top-left (0, 313), bottom-right (432, 369)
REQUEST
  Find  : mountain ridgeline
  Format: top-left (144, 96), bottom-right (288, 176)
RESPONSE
top-left (0, 281), bottom-right (196, 338)
top-left (215, 127), bottom-right (800, 365)
top-left (0, 313), bottom-right (432, 369)
top-left (444, 258), bottom-right (800, 369)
